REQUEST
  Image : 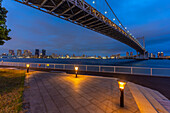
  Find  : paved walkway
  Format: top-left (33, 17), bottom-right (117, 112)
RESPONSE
top-left (23, 71), bottom-right (140, 113)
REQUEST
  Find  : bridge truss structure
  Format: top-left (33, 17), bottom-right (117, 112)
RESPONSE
top-left (14, 0), bottom-right (146, 54)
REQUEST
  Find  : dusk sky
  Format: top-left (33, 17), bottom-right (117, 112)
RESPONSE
top-left (1, 0), bottom-right (170, 56)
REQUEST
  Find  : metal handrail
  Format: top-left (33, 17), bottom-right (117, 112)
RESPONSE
top-left (0, 61), bottom-right (170, 77)
top-left (0, 61), bottom-right (168, 69)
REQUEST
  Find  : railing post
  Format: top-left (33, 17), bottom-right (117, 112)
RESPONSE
top-left (114, 66), bottom-right (115, 73)
top-left (99, 66), bottom-right (100, 72)
top-left (150, 68), bottom-right (152, 76)
top-left (54, 64), bottom-right (55, 69)
top-left (131, 67), bottom-right (133, 74)
top-left (86, 65), bottom-right (87, 71)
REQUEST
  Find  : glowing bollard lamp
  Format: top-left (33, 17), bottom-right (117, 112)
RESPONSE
top-left (75, 66), bottom-right (79, 78)
top-left (118, 80), bottom-right (126, 107)
top-left (26, 64), bottom-right (30, 73)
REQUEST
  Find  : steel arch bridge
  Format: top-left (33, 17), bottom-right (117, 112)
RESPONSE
top-left (14, 0), bottom-right (146, 54)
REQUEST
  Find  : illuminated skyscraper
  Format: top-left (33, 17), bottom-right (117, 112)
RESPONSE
top-left (28, 50), bottom-right (32, 56)
top-left (24, 50), bottom-right (29, 57)
top-left (35, 49), bottom-right (39, 58)
top-left (52, 53), bottom-right (56, 58)
top-left (130, 52), bottom-right (133, 57)
top-left (158, 52), bottom-right (160, 58)
top-left (42, 49), bottom-right (46, 57)
top-left (126, 52), bottom-right (129, 57)
top-left (161, 52), bottom-right (164, 58)
top-left (72, 54), bottom-right (76, 57)
top-left (17, 49), bottom-right (22, 56)
top-left (66, 54), bottom-right (69, 59)
top-left (9, 50), bottom-right (15, 56)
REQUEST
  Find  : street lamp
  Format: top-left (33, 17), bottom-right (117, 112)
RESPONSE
top-left (118, 80), bottom-right (126, 107)
top-left (26, 64), bottom-right (30, 73)
top-left (75, 66), bottom-right (78, 78)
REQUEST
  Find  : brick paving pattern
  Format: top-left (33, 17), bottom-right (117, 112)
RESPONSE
top-left (24, 71), bottom-right (140, 113)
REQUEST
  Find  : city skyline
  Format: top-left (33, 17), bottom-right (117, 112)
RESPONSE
top-left (1, 0), bottom-right (170, 56)
top-left (1, 49), bottom-right (166, 59)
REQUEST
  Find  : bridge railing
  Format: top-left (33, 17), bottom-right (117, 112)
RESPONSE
top-left (0, 62), bottom-right (169, 77)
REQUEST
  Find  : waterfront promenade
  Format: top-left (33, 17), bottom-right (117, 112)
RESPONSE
top-left (22, 71), bottom-right (169, 113)
top-left (24, 71), bottom-right (140, 113)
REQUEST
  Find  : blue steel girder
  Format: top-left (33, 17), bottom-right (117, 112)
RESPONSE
top-left (14, 0), bottom-right (146, 54)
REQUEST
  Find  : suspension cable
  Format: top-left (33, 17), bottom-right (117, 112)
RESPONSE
top-left (104, 0), bottom-right (128, 33)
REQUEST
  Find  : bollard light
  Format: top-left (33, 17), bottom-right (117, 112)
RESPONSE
top-left (118, 80), bottom-right (126, 107)
top-left (75, 66), bottom-right (79, 78)
top-left (118, 81), bottom-right (126, 90)
top-left (47, 64), bottom-right (49, 67)
top-left (26, 64), bottom-right (30, 73)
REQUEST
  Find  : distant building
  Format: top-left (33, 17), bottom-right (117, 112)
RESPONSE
top-left (17, 49), bottom-right (22, 56)
top-left (60, 55), bottom-right (64, 59)
top-left (9, 50), bottom-right (15, 56)
top-left (110, 55), bottom-right (115, 59)
top-left (1, 53), bottom-right (7, 58)
top-left (150, 53), bottom-right (154, 58)
top-left (98, 56), bottom-right (102, 59)
top-left (28, 50), bottom-right (32, 56)
top-left (157, 52), bottom-right (161, 58)
top-left (161, 52), bottom-right (164, 58)
top-left (42, 49), bottom-right (46, 57)
top-left (126, 52), bottom-right (129, 57)
top-left (117, 54), bottom-right (121, 58)
top-left (52, 53), bottom-right (56, 58)
top-left (23, 50), bottom-right (29, 57)
top-left (130, 52), bottom-right (133, 57)
top-left (150, 53), bottom-right (155, 58)
top-left (66, 54), bottom-right (69, 59)
top-left (102, 57), bottom-right (107, 59)
top-left (72, 54), bottom-right (76, 57)
top-left (82, 54), bottom-right (85, 57)
top-left (2, 53), bottom-right (7, 56)
top-left (35, 49), bottom-right (39, 58)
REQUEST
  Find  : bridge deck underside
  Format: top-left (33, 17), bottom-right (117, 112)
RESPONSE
top-left (15, 0), bottom-right (145, 53)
